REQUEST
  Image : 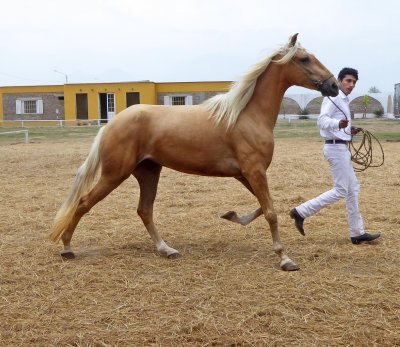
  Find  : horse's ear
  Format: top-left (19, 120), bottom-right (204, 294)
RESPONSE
top-left (289, 33), bottom-right (299, 47)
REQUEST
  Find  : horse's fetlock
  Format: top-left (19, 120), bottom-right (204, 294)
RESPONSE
top-left (273, 243), bottom-right (284, 255)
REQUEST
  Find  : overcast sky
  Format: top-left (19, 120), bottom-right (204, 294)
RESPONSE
top-left (0, 0), bottom-right (398, 94)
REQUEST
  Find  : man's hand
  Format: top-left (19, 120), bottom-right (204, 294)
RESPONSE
top-left (339, 119), bottom-right (349, 129)
top-left (351, 126), bottom-right (363, 135)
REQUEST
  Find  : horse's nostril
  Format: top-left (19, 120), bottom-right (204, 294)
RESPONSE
top-left (330, 83), bottom-right (339, 96)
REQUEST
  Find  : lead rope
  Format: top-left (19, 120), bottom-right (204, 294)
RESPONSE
top-left (327, 97), bottom-right (384, 172)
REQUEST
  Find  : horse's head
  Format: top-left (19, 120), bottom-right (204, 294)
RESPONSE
top-left (278, 34), bottom-right (339, 97)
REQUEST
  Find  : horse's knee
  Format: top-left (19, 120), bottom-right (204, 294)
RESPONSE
top-left (265, 211), bottom-right (278, 226)
top-left (137, 207), bottom-right (151, 222)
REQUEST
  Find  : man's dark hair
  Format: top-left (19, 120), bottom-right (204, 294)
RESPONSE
top-left (338, 67), bottom-right (358, 81)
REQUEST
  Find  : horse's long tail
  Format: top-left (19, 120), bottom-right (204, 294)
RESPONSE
top-left (49, 127), bottom-right (105, 242)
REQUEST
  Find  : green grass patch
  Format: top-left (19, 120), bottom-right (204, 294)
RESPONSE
top-left (275, 118), bottom-right (400, 141)
top-left (0, 126), bottom-right (100, 143)
top-left (1, 119), bottom-right (400, 143)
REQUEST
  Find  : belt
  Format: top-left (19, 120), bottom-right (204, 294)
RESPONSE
top-left (325, 139), bottom-right (348, 144)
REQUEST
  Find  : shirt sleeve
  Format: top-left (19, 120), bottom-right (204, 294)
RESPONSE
top-left (317, 97), bottom-right (341, 131)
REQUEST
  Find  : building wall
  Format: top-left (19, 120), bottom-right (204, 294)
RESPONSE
top-left (157, 91), bottom-right (225, 105)
top-left (3, 93), bottom-right (64, 121)
top-left (395, 83), bottom-right (400, 116)
top-left (0, 93), bottom-right (3, 121)
top-left (62, 81), bottom-right (228, 120)
top-left (156, 81), bottom-right (229, 105)
top-left (0, 85), bottom-right (64, 122)
top-left (63, 82), bottom-right (157, 121)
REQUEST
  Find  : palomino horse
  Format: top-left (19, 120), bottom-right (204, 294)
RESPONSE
top-left (49, 34), bottom-right (338, 271)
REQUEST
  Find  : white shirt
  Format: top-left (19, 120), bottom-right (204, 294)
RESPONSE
top-left (317, 90), bottom-right (352, 141)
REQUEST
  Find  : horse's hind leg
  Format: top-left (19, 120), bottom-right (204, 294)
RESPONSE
top-left (133, 160), bottom-right (180, 259)
top-left (61, 176), bottom-right (125, 258)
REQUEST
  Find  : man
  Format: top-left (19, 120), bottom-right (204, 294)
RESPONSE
top-left (290, 67), bottom-right (380, 244)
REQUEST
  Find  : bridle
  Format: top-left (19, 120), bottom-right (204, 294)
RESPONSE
top-left (312, 73), bottom-right (334, 92)
top-left (291, 58), bottom-right (334, 93)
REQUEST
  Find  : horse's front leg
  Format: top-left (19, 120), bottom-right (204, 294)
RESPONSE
top-left (242, 164), bottom-right (299, 271)
top-left (221, 208), bottom-right (263, 225)
top-left (221, 177), bottom-right (263, 225)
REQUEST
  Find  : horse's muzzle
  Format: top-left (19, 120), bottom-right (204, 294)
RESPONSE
top-left (320, 76), bottom-right (339, 97)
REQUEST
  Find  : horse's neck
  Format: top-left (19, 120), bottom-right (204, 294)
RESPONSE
top-left (246, 64), bottom-right (290, 129)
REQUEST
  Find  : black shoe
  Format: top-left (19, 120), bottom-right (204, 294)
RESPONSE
top-left (290, 208), bottom-right (305, 236)
top-left (351, 233), bottom-right (381, 244)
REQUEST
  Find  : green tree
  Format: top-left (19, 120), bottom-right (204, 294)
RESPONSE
top-left (362, 94), bottom-right (370, 118)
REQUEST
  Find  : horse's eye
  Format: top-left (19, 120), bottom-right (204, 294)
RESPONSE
top-left (300, 57), bottom-right (310, 63)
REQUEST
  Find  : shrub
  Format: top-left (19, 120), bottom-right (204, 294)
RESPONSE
top-left (373, 109), bottom-right (384, 117)
top-left (298, 108), bottom-right (309, 115)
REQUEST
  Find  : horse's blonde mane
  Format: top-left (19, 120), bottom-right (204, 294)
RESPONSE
top-left (204, 40), bottom-right (300, 129)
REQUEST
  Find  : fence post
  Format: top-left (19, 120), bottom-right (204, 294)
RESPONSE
top-left (24, 130), bottom-right (29, 144)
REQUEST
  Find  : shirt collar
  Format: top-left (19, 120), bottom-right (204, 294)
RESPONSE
top-left (339, 89), bottom-right (349, 102)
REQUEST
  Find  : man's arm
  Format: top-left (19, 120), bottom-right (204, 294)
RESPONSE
top-left (317, 98), bottom-right (347, 130)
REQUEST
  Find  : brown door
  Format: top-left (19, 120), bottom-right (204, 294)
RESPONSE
top-left (76, 94), bottom-right (88, 120)
top-left (126, 92), bottom-right (140, 107)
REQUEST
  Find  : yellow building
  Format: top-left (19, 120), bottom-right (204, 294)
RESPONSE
top-left (0, 81), bottom-right (230, 125)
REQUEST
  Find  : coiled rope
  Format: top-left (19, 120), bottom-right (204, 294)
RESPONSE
top-left (349, 129), bottom-right (384, 172)
top-left (327, 96), bottom-right (385, 172)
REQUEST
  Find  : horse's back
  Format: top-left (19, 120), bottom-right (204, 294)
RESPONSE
top-left (101, 104), bottom-right (240, 176)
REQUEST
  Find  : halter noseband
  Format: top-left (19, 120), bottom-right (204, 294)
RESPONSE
top-left (312, 73), bottom-right (334, 91)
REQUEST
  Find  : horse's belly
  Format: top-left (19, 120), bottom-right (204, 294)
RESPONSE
top-left (151, 155), bottom-right (241, 177)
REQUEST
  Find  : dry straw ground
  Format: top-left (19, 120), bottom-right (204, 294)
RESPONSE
top-left (1, 120), bottom-right (400, 346)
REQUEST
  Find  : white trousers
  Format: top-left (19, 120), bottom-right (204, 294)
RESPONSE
top-left (296, 144), bottom-right (364, 237)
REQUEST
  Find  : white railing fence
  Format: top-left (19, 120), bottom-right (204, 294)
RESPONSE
top-left (0, 119), bottom-right (106, 127)
top-left (0, 130), bottom-right (29, 143)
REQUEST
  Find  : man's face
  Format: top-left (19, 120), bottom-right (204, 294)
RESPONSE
top-left (338, 74), bottom-right (357, 95)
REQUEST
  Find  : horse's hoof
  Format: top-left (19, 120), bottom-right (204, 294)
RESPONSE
top-left (281, 262), bottom-right (300, 271)
top-left (220, 211), bottom-right (237, 220)
top-left (167, 252), bottom-right (181, 259)
top-left (60, 251), bottom-right (75, 259)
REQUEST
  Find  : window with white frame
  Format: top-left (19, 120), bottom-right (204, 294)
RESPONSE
top-left (16, 99), bottom-right (44, 115)
top-left (163, 95), bottom-right (193, 106)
